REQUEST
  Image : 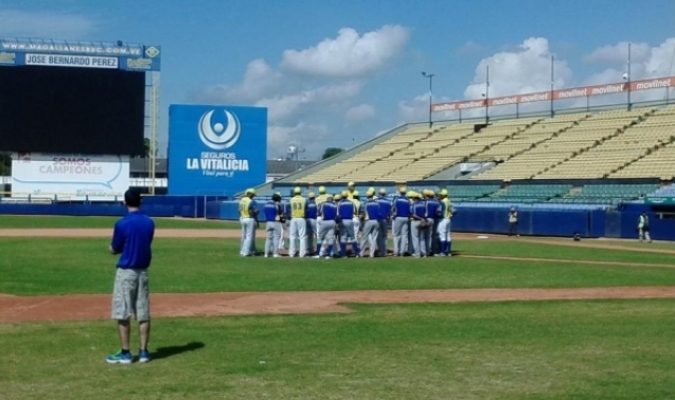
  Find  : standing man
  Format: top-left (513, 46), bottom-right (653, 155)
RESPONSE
top-left (314, 194), bottom-right (338, 259)
top-left (239, 188), bottom-right (258, 257)
top-left (391, 186), bottom-right (411, 257)
top-left (352, 190), bottom-right (362, 239)
top-left (316, 186), bottom-right (329, 206)
top-left (376, 188), bottom-right (392, 257)
top-left (337, 191), bottom-right (360, 258)
top-left (289, 187), bottom-right (308, 258)
top-left (263, 192), bottom-right (284, 258)
top-left (106, 189), bottom-right (155, 364)
top-left (437, 189), bottom-right (454, 257)
top-left (278, 195), bottom-right (289, 252)
top-left (425, 190), bottom-right (440, 256)
top-left (508, 207), bottom-right (519, 237)
top-left (347, 182), bottom-right (356, 200)
top-left (306, 192), bottom-right (318, 255)
top-left (410, 192), bottom-right (428, 258)
top-left (638, 212), bottom-right (652, 242)
top-left (359, 188), bottom-right (380, 258)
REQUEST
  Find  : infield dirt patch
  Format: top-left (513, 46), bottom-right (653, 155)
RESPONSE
top-left (3, 287), bottom-right (675, 323)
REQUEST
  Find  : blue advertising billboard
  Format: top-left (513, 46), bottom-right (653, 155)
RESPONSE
top-left (168, 105), bottom-right (268, 196)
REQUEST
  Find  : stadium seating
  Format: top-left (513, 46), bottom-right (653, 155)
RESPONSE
top-left (550, 183), bottom-right (659, 204)
top-left (475, 184), bottom-right (572, 203)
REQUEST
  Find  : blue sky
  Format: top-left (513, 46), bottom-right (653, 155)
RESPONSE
top-left (1, 0), bottom-right (674, 159)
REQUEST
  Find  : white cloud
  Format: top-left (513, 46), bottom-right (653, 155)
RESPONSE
top-left (199, 59), bottom-right (283, 103)
top-left (256, 81), bottom-right (362, 123)
top-left (268, 122), bottom-right (332, 159)
top-left (280, 25), bottom-right (410, 77)
top-left (398, 94), bottom-right (430, 123)
top-left (0, 9), bottom-right (95, 39)
top-left (345, 104), bottom-right (375, 122)
top-left (584, 41), bottom-right (651, 65)
top-left (464, 37), bottom-right (573, 100)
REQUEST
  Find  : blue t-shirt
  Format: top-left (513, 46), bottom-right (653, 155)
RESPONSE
top-left (364, 199), bottom-right (381, 220)
top-left (426, 198), bottom-right (440, 219)
top-left (111, 211), bottom-right (155, 269)
top-left (393, 195), bottom-right (411, 218)
top-left (377, 198), bottom-right (392, 220)
top-left (264, 200), bottom-right (282, 222)
top-left (320, 201), bottom-right (338, 221)
top-left (305, 200), bottom-right (318, 219)
top-left (412, 200), bottom-right (427, 219)
top-left (338, 200), bottom-right (356, 219)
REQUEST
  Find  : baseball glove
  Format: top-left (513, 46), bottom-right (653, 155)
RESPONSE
top-left (418, 219), bottom-right (429, 229)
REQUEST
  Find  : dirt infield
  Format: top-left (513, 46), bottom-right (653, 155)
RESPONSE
top-left (3, 287), bottom-right (675, 323)
top-left (1, 227), bottom-right (674, 323)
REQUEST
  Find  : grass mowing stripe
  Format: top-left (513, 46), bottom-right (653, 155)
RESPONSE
top-left (0, 215), bottom-right (238, 229)
top-left (2, 300), bottom-right (675, 399)
top-left (458, 240), bottom-right (675, 264)
top-left (2, 238), bottom-right (675, 295)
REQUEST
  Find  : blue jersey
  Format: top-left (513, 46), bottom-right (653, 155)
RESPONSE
top-left (426, 198), bottom-right (440, 219)
top-left (320, 201), bottom-right (338, 221)
top-left (111, 211), bottom-right (155, 270)
top-left (377, 198), bottom-right (392, 220)
top-left (305, 200), bottom-right (318, 219)
top-left (264, 200), bottom-right (282, 222)
top-left (412, 200), bottom-right (427, 219)
top-left (393, 195), bottom-right (411, 218)
top-left (363, 199), bottom-right (381, 221)
top-left (338, 200), bottom-right (356, 219)
top-left (282, 202), bottom-right (291, 219)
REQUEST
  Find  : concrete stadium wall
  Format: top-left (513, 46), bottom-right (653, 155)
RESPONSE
top-left (204, 200), bottom-right (675, 241)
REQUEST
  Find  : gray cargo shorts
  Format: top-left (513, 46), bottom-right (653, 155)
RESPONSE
top-left (111, 268), bottom-right (150, 322)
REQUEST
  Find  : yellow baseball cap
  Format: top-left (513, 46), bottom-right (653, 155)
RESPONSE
top-left (440, 189), bottom-right (448, 196)
top-left (308, 192), bottom-right (315, 198)
top-left (348, 181), bottom-right (355, 187)
top-left (379, 188), bottom-right (387, 195)
top-left (428, 190), bottom-right (435, 196)
top-left (399, 186), bottom-right (407, 193)
top-left (318, 186), bottom-right (326, 194)
top-left (245, 188), bottom-right (256, 195)
top-left (293, 187), bottom-right (301, 194)
top-left (406, 190), bottom-right (415, 198)
top-left (341, 190), bottom-right (349, 197)
top-left (366, 188), bottom-right (375, 196)
top-left (334, 194), bottom-right (342, 200)
top-left (353, 190), bottom-right (360, 196)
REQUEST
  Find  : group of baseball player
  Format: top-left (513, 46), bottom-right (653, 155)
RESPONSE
top-left (238, 182), bottom-right (455, 259)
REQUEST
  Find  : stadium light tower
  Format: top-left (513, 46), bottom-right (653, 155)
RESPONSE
top-left (421, 71), bottom-right (435, 128)
top-left (625, 42), bottom-right (632, 111)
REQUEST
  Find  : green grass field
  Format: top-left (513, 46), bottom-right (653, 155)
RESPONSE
top-left (0, 215), bottom-right (239, 229)
top-left (2, 216), bottom-right (675, 399)
top-left (0, 238), bottom-right (674, 295)
top-left (3, 300), bottom-right (675, 399)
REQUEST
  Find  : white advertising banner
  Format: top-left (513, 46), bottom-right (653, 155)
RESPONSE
top-left (11, 153), bottom-right (130, 201)
top-left (24, 53), bottom-right (119, 69)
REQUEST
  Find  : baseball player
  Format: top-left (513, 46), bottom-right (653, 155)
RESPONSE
top-left (359, 188), bottom-right (380, 258)
top-left (337, 191), bottom-right (360, 258)
top-left (314, 187), bottom-right (328, 255)
top-left (410, 191), bottom-right (428, 258)
top-left (437, 189), bottom-right (454, 257)
top-left (333, 193), bottom-right (342, 257)
top-left (391, 186), bottom-right (411, 257)
top-left (347, 182), bottom-right (356, 200)
top-left (238, 188), bottom-right (259, 257)
top-left (277, 197), bottom-right (290, 252)
top-left (306, 192), bottom-right (318, 255)
top-left (263, 192), bottom-right (284, 258)
top-left (376, 188), bottom-right (391, 257)
top-left (351, 190), bottom-right (362, 238)
top-left (314, 194), bottom-right (338, 259)
top-left (425, 190), bottom-right (440, 256)
top-left (638, 212), bottom-right (652, 242)
top-left (288, 187), bottom-right (308, 257)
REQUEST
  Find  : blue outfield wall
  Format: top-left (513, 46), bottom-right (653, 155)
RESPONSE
top-left (204, 200), bottom-right (675, 241)
top-left (0, 196), bottom-right (228, 218)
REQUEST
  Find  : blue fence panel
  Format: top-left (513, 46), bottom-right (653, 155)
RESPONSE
top-left (530, 210), bottom-right (589, 237)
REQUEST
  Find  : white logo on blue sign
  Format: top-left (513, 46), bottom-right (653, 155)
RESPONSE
top-left (198, 109), bottom-right (241, 150)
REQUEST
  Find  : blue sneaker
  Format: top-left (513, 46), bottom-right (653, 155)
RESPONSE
top-left (138, 349), bottom-right (151, 363)
top-left (106, 350), bottom-right (132, 364)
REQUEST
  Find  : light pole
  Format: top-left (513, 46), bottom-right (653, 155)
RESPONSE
top-left (627, 42), bottom-right (632, 111)
top-left (422, 71), bottom-right (434, 128)
top-left (483, 65), bottom-right (490, 124)
top-left (550, 55), bottom-right (555, 118)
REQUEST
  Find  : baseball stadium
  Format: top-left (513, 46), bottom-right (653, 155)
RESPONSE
top-left (3, 31), bottom-right (675, 400)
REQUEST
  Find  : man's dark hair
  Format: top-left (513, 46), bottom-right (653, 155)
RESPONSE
top-left (272, 193), bottom-right (281, 202)
top-left (124, 189), bottom-right (142, 208)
